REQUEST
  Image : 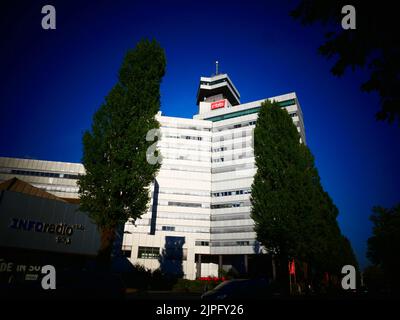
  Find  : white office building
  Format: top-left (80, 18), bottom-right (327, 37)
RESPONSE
top-left (0, 72), bottom-right (305, 280)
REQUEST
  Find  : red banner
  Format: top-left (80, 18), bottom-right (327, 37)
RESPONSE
top-left (289, 259), bottom-right (296, 275)
top-left (211, 100), bottom-right (225, 110)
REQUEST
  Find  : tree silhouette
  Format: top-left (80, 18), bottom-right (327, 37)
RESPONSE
top-left (158, 236), bottom-right (185, 279)
top-left (367, 204), bottom-right (400, 293)
top-left (292, 1), bottom-right (400, 124)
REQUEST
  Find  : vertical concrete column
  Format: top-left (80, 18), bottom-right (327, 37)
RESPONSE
top-left (218, 255), bottom-right (223, 277)
top-left (244, 254), bottom-right (248, 274)
top-left (196, 254), bottom-right (202, 278)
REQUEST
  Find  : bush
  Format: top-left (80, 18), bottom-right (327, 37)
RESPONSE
top-left (172, 278), bottom-right (223, 293)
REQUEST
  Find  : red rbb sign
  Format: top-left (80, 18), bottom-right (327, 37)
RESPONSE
top-left (211, 100), bottom-right (225, 110)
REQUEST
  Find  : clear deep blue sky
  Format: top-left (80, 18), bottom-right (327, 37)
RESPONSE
top-left (1, 0), bottom-right (399, 269)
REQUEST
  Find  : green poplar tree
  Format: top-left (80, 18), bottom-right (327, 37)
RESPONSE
top-left (251, 100), bottom-right (357, 291)
top-left (251, 100), bottom-right (306, 288)
top-left (78, 39), bottom-right (166, 265)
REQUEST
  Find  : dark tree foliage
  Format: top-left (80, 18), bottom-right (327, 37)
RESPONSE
top-left (251, 100), bottom-right (357, 289)
top-left (363, 265), bottom-right (386, 293)
top-left (292, 0), bottom-right (400, 124)
top-left (250, 100), bottom-right (304, 260)
top-left (78, 39), bottom-right (166, 265)
top-left (367, 204), bottom-right (400, 291)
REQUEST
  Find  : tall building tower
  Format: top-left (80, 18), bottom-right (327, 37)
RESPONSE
top-left (122, 70), bottom-right (306, 279)
top-left (0, 70), bottom-right (306, 280)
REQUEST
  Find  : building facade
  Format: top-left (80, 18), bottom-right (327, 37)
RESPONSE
top-left (0, 73), bottom-right (306, 280)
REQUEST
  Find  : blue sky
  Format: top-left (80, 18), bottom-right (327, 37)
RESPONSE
top-left (1, 0), bottom-right (399, 269)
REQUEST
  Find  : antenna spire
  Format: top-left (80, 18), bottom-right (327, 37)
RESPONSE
top-left (215, 60), bottom-right (219, 75)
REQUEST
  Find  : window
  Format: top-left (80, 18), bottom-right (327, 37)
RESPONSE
top-left (211, 203), bottom-right (243, 209)
top-left (10, 169), bottom-right (79, 180)
top-left (212, 147), bottom-right (227, 152)
top-left (162, 226), bottom-right (175, 231)
top-left (122, 245), bottom-right (132, 257)
top-left (195, 241), bottom-right (210, 246)
top-left (122, 249), bottom-right (132, 257)
top-left (138, 246), bottom-right (160, 259)
top-left (168, 201), bottom-right (202, 208)
top-left (212, 189), bottom-right (251, 198)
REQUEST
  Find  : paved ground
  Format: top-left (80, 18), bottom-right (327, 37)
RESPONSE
top-left (126, 290), bottom-right (202, 300)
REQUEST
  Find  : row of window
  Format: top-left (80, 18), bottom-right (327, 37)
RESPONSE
top-left (131, 213), bottom-right (252, 228)
top-left (213, 120), bottom-right (257, 133)
top-left (211, 213), bottom-right (251, 221)
top-left (195, 241), bottom-right (210, 246)
top-left (132, 212), bottom-right (253, 227)
top-left (206, 106), bottom-right (260, 122)
top-left (158, 225), bottom-right (209, 233)
top-left (212, 130), bottom-right (249, 143)
top-left (161, 144), bottom-right (211, 152)
top-left (165, 135), bottom-right (206, 141)
top-left (156, 187), bottom-right (250, 199)
top-left (161, 151), bottom-right (210, 162)
top-left (162, 165), bottom-right (210, 173)
top-left (137, 246), bottom-right (160, 259)
top-left (205, 100), bottom-right (296, 123)
top-left (127, 241), bottom-right (255, 259)
top-left (211, 202), bottom-right (248, 209)
top-left (211, 153), bottom-right (253, 163)
top-left (157, 213), bottom-right (210, 221)
top-left (211, 162), bottom-right (255, 174)
top-left (164, 152), bottom-right (253, 163)
top-left (161, 142), bottom-right (251, 153)
top-left (168, 201), bottom-right (202, 208)
top-left (211, 142), bottom-right (253, 154)
top-left (212, 146), bottom-right (227, 152)
top-left (39, 185), bottom-right (79, 193)
top-left (162, 154), bottom-right (210, 162)
top-left (5, 169), bottom-right (80, 180)
top-left (163, 115), bottom-right (294, 139)
top-left (162, 125), bottom-right (211, 132)
top-left (212, 189), bottom-right (251, 197)
top-left (137, 246), bottom-right (188, 260)
top-left (157, 189), bottom-right (210, 197)
top-left (211, 240), bottom-right (253, 247)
